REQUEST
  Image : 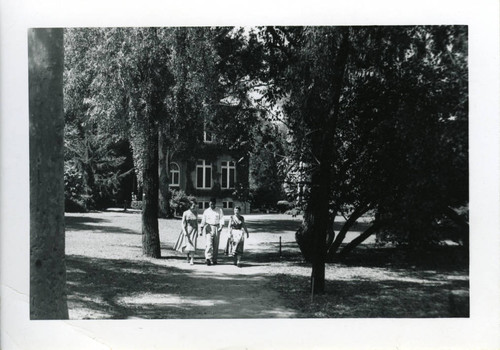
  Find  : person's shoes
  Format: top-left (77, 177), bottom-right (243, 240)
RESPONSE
top-left (206, 259), bottom-right (212, 266)
top-left (237, 262), bottom-right (242, 268)
top-left (190, 259), bottom-right (194, 265)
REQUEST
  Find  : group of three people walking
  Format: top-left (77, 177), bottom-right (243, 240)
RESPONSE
top-left (173, 197), bottom-right (249, 267)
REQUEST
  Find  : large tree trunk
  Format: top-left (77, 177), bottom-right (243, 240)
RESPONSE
top-left (158, 129), bottom-right (171, 218)
top-left (142, 118), bottom-right (161, 258)
top-left (297, 204), bottom-right (336, 263)
top-left (295, 209), bottom-right (314, 262)
top-left (309, 29), bottom-right (350, 294)
top-left (309, 167), bottom-right (331, 294)
top-left (325, 209), bottom-right (337, 249)
top-left (29, 28), bottom-right (69, 319)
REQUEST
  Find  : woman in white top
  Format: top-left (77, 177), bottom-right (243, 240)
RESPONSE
top-left (228, 206), bottom-right (249, 267)
top-left (173, 200), bottom-right (198, 265)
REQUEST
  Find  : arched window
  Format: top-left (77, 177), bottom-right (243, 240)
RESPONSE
top-left (169, 163), bottom-right (180, 187)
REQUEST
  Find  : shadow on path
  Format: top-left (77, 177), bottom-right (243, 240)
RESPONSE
top-left (244, 216), bottom-right (371, 235)
top-left (65, 215), bottom-right (139, 235)
top-left (66, 255), bottom-right (296, 319)
top-left (245, 218), bottom-right (301, 234)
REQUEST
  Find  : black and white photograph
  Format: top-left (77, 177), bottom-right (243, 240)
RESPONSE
top-left (2, 1), bottom-right (500, 349)
top-left (30, 24), bottom-right (470, 320)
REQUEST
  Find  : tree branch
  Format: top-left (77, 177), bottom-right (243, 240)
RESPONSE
top-left (335, 220), bottom-right (385, 262)
top-left (266, 26), bottom-right (292, 59)
top-left (326, 203), bottom-right (371, 259)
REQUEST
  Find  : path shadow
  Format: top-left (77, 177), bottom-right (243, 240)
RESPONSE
top-left (245, 217), bottom-right (372, 235)
top-left (66, 252), bottom-right (469, 319)
top-left (244, 242), bottom-right (302, 263)
top-left (336, 245), bottom-right (469, 272)
top-left (245, 218), bottom-right (302, 234)
top-left (65, 216), bottom-right (105, 224)
top-left (66, 254), bottom-right (292, 319)
top-left (65, 215), bottom-right (140, 235)
top-left (159, 255), bottom-right (189, 261)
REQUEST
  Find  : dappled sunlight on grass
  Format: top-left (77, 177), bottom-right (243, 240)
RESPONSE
top-left (65, 211), bottom-right (468, 319)
top-left (269, 268), bottom-right (468, 318)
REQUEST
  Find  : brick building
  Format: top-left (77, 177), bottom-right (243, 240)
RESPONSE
top-left (168, 128), bottom-right (251, 214)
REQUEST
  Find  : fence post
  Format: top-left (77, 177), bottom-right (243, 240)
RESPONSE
top-left (311, 276), bottom-right (315, 302)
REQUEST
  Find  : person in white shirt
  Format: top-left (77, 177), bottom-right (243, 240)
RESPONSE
top-left (200, 198), bottom-right (224, 265)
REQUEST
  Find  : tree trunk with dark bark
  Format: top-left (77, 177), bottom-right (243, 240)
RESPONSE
top-left (309, 166), bottom-right (331, 294)
top-left (142, 118), bottom-right (161, 258)
top-left (295, 209), bottom-right (314, 262)
top-left (158, 129), bottom-right (171, 218)
top-left (325, 210), bottom-right (337, 250)
top-left (29, 28), bottom-right (69, 319)
top-left (309, 29), bottom-right (350, 294)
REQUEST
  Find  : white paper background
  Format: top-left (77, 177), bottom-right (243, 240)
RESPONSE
top-left (1, 0), bottom-right (499, 349)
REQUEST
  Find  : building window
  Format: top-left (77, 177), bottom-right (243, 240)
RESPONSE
top-left (221, 161), bottom-right (236, 189)
top-left (169, 162), bottom-right (180, 187)
top-left (196, 160), bottom-right (212, 189)
top-left (223, 201), bottom-right (234, 209)
top-left (198, 201), bottom-right (210, 210)
top-left (204, 130), bottom-right (214, 143)
top-left (204, 118), bottom-right (215, 143)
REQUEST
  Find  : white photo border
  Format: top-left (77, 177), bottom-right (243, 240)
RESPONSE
top-left (1, 0), bottom-right (499, 349)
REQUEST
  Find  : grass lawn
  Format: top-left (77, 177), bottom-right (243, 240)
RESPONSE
top-left (64, 210), bottom-right (469, 319)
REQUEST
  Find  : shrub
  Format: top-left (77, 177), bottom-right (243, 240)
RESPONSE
top-left (276, 200), bottom-right (293, 213)
top-left (170, 189), bottom-right (196, 216)
top-left (285, 207), bottom-right (303, 217)
top-left (65, 197), bottom-right (87, 213)
top-left (130, 200), bottom-right (142, 210)
top-left (250, 187), bottom-right (281, 211)
top-left (64, 161), bottom-right (87, 212)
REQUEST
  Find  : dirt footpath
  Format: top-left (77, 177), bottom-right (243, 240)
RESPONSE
top-left (138, 255), bottom-right (299, 319)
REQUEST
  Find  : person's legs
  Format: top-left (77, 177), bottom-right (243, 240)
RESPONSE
top-left (224, 236), bottom-right (231, 255)
top-left (205, 226), bottom-right (214, 265)
top-left (188, 231), bottom-right (195, 265)
top-left (212, 228), bottom-right (220, 264)
top-left (235, 238), bottom-right (244, 267)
